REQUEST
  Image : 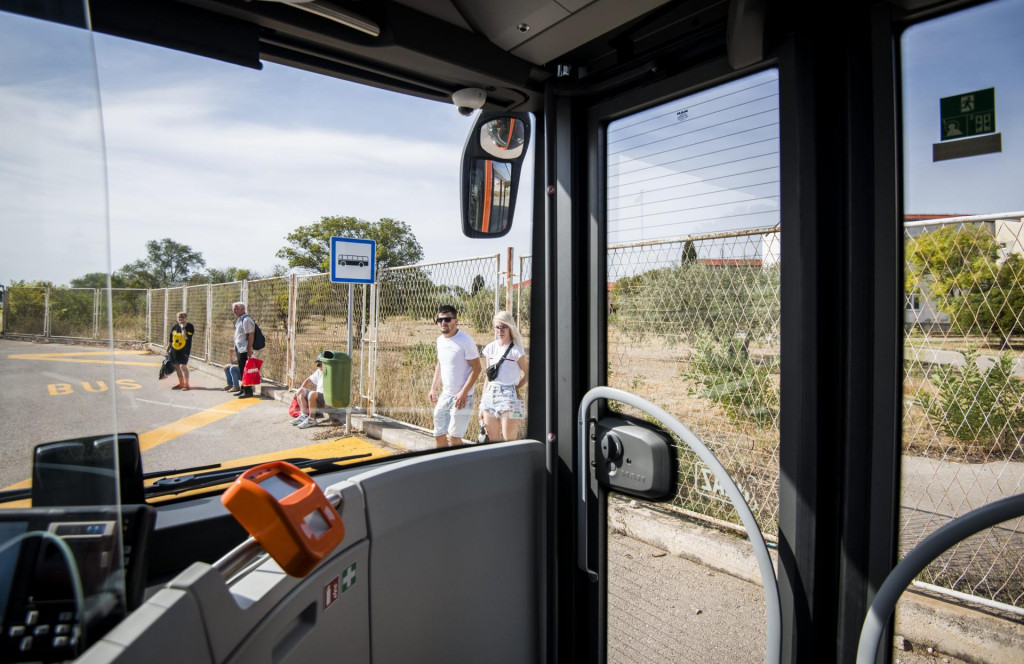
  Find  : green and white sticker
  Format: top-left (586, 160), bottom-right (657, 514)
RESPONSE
top-left (341, 562), bottom-right (357, 593)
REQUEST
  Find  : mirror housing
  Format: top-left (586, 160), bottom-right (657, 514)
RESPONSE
top-left (461, 111), bottom-right (531, 238)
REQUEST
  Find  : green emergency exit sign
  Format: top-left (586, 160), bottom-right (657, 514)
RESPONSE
top-left (940, 88), bottom-right (996, 141)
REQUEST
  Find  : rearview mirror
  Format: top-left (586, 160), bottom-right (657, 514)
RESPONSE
top-left (461, 112), bottom-right (531, 238)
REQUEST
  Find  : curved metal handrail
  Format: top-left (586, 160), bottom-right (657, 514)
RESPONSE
top-left (856, 493), bottom-right (1024, 664)
top-left (577, 386), bottom-right (782, 664)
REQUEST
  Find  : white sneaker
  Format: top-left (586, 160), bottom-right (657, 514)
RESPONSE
top-left (297, 418), bottom-right (317, 429)
top-left (290, 415), bottom-right (307, 426)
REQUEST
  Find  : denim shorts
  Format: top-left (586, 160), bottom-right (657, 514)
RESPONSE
top-left (433, 391), bottom-right (476, 438)
top-left (481, 382), bottom-right (518, 416)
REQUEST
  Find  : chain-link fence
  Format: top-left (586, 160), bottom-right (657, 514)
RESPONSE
top-left (903, 212), bottom-right (1024, 610)
top-left (516, 254), bottom-right (532, 338)
top-left (3, 287), bottom-right (149, 341)
top-left (373, 255), bottom-right (502, 432)
top-left (293, 275), bottom-right (368, 403)
top-left (3, 287), bottom-right (48, 336)
top-left (607, 229), bottom-right (782, 536)
top-left (210, 282), bottom-right (243, 366)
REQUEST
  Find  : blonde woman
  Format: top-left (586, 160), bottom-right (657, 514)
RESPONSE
top-left (479, 311), bottom-right (529, 442)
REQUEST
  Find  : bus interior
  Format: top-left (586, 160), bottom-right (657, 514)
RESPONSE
top-left (0, 0), bottom-right (1022, 663)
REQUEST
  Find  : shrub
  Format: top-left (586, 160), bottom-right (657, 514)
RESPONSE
top-left (915, 347), bottom-right (1024, 457)
top-left (685, 336), bottom-right (779, 428)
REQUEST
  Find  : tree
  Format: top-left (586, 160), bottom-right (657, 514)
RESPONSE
top-left (906, 225), bottom-right (1024, 342)
top-left (277, 216), bottom-right (424, 274)
top-left (116, 238), bottom-right (206, 288)
top-left (681, 240), bottom-right (698, 263)
top-left (70, 272), bottom-right (128, 289)
top-left (193, 267), bottom-right (252, 284)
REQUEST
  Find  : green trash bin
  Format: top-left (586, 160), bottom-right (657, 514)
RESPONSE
top-left (318, 351), bottom-right (351, 408)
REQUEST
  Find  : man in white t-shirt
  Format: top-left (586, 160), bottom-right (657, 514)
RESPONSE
top-left (428, 304), bottom-right (482, 447)
top-left (291, 355), bottom-right (326, 429)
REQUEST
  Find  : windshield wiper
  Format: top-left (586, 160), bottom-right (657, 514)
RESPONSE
top-left (144, 454), bottom-right (373, 498)
top-left (0, 454), bottom-right (374, 504)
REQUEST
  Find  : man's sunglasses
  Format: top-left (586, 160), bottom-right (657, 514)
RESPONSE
top-left (435, 317), bottom-right (454, 323)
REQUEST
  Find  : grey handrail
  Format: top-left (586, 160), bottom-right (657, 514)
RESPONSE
top-left (856, 493), bottom-right (1024, 664)
top-left (577, 386), bottom-right (782, 664)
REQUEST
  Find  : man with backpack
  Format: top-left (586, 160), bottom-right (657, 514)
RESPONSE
top-left (231, 302), bottom-right (262, 398)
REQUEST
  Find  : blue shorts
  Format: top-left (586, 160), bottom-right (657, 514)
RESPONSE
top-left (481, 383), bottom-right (518, 416)
top-left (433, 391), bottom-right (476, 438)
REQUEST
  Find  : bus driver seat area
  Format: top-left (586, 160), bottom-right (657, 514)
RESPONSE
top-left (75, 440), bottom-right (546, 664)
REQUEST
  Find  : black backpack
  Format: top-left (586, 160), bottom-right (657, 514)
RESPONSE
top-left (246, 315), bottom-right (266, 351)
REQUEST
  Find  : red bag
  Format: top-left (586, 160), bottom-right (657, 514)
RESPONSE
top-left (288, 394), bottom-right (301, 417)
top-left (242, 357), bottom-right (263, 386)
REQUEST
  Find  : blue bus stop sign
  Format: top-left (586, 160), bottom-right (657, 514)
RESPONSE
top-left (330, 237), bottom-right (376, 284)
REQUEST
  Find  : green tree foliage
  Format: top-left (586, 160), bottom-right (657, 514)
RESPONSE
top-left (915, 348), bottom-right (1024, 457)
top-left (70, 272), bottom-right (128, 289)
top-left (116, 238), bottom-right (206, 288)
top-left (193, 267), bottom-right (252, 284)
top-left (277, 216), bottom-right (424, 274)
top-left (905, 225), bottom-right (1024, 341)
top-left (682, 240), bottom-right (698, 263)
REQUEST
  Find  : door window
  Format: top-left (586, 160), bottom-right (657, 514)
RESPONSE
top-left (604, 69), bottom-right (780, 662)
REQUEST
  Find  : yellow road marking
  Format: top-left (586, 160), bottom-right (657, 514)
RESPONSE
top-left (138, 398), bottom-right (261, 451)
top-left (221, 437), bottom-right (391, 467)
top-left (9, 350), bottom-right (161, 367)
top-left (0, 398), bottom-right (262, 494)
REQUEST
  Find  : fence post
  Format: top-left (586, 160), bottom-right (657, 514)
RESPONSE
top-left (506, 247), bottom-right (513, 312)
top-left (206, 284), bottom-right (213, 363)
top-left (491, 254), bottom-right (499, 315)
top-left (44, 287), bottom-right (50, 338)
top-left (368, 282), bottom-right (378, 416)
top-left (287, 274), bottom-right (298, 389)
top-left (93, 289), bottom-right (100, 340)
top-left (162, 288), bottom-right (169, 346)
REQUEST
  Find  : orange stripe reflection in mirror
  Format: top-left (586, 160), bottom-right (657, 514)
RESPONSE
top-left (482, 159), bottom-right (493, 233)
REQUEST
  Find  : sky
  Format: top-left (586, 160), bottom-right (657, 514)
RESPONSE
top-left (1, 1), bottom-right (1022, 287)
top-left (0, 8), bottom-right (533, 286)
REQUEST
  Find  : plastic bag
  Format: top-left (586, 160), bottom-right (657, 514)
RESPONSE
top-left (242, 357), bottom-right (263, 386)
top-left (288, 394), bottom-right (301, 417)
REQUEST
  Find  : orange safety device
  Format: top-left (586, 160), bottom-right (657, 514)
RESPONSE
top-left (221, 461), bottom-right (345, 577)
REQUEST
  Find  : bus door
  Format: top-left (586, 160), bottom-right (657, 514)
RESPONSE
top-left (592, 68), bottom-right (783, 664)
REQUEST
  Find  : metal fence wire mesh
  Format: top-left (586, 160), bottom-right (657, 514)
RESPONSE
top-left (47, 288), bottom-right (95, 339)
top-left (293, 275), bottom-right (367, 402)
top-left (902, 213), bottom-right (1024, 609)
top-left (210, 282), bottom-right (243, 366)
top-left (148, 288), bottom-right (165, 345)
top-left (4, 288), bottom-right (47, 335)
top-left (101, 289), bottom-right (148, 341)
top-left (373, 255), bottom-right (501, 432)
top-left (4, 287), bottom-right (148, 341)
top-left (607, 229), bottom-right (781, 536)
top-left (246, 277), bottom-right (290, 385)
top-left (184, 285), bottom-right (210, 362)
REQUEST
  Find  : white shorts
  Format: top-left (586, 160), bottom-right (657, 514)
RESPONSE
top-left (433, 391), bottom-right (476, 438)
top-left (481, 382), bottom-right (518, 416)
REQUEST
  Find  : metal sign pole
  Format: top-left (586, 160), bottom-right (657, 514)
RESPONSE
top-left (346, 282), bottom-right (353, 435)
